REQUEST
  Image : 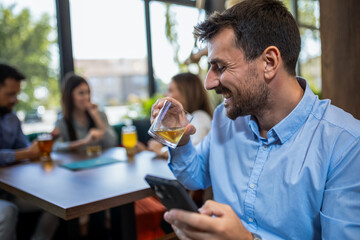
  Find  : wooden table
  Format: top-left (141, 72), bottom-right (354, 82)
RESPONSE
top-left (0, 147), bottom-right (174, 238)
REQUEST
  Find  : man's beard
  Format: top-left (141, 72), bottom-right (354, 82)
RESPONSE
top-left (215, 69), bottom-right (270, 120)
top-left (0, 106), bottom-right (12, 116)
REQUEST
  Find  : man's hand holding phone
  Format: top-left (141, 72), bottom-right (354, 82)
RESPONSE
top-left (164, 200), bottom-right (254, 240)
top-left (145, 176), bottom-right (254, 240)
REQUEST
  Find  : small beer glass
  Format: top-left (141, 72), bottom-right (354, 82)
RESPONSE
top-left (148, 100), bottom-right (193, 149)
top-left (37, 133), bottom-right (54, 161)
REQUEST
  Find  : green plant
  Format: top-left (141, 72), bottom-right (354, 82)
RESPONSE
top-left (125, 93), bottom-right (164, 121)
top-left (0, 4), bottom-right (60, 112)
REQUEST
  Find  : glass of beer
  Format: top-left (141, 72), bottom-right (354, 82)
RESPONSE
top-left (121, 125), bottom-right (138, 159)
top-left (148, 100), bottom-right (193, 149)
top-left (37, 133), bottom-right (54, 161)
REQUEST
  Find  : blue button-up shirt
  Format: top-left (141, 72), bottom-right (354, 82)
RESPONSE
top-left (0, 112), bottom-right (29, 165)
top-left (169, 78), bottom-right (360, 239)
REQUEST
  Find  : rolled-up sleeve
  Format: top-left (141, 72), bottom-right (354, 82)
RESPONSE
top-left (0, 113), bottom-right (29, 165)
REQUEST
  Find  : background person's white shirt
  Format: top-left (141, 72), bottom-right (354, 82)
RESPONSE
top-left (190, 110), bottom-right (212, 146)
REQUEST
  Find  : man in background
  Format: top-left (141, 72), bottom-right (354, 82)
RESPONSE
top-left (0, 63), bottom-right (41, 239)
top-left (0, 63), bottom-right (39, 165)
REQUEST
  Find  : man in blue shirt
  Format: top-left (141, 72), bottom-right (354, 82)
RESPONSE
top-left (151, 0), bottom-right (360, 239)
top-left (0, 63), bottom-right (40, 239)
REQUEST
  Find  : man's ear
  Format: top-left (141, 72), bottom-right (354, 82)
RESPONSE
top-left (262, 46), bottom-right (281, 80)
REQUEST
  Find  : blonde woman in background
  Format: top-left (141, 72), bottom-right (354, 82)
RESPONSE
top-left (148, 72), bottom-right (213, 158)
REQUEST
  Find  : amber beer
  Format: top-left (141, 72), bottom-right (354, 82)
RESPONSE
top-left (154, 127), bottom-right (185, 144)
top-left (148, 100), bottom-right (193, 149)
top-left (37, 133), bottom-right (53, 160)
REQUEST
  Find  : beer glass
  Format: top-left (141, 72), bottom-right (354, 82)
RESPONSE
top-left (37, 133), bottom-right (54, 161)
top-left (121, 125), bottom-right (138, 159)
top-left (148, 100), bottom-right (193, 149)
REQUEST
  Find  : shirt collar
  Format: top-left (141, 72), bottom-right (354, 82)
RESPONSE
top-left (272, 77), bottom-right (317, 144)
top-left (248, 77), bottom-right (317, 144)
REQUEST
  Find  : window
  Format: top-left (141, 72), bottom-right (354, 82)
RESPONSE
top-left (297, 0), bottom-right (321, 95)
top-left (284, 0), bottom-right (321, 95)
top-left (150, 2), bottom-right (206, 90)
top-left (69, 0), bottom-right (149, 124)
top-left (69, 0), bottom-right (147, 123)
top-left (0, 0), bottom-right (60, 134)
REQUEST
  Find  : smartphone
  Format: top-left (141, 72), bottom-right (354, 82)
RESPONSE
top-left (145, 174), bottom-right (199, 212)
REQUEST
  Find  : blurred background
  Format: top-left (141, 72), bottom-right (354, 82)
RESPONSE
top-left (0, 0), bottom-right (321, 135)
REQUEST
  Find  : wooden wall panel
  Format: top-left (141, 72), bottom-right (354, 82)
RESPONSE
top-left (320, 0), bottom-right (360, 119)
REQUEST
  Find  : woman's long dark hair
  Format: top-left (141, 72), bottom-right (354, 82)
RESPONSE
top-left (61, 73), bottom-right (95, 141)
top-left (171, 72), bottom-right (213, 117)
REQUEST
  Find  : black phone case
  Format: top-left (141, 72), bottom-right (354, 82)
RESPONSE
top-left (145, 174), bottom-right (199, 212)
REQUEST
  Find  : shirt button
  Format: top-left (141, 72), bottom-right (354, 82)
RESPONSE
top-left (250, 183), bottom-right (255, 189)
top-left (249, 217), bottom-right (254, 222)
top-left (262, 145), bottom-right (268, 150)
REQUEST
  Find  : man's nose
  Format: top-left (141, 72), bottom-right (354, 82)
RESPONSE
top-left (205, 70), bottom-right (219, 90)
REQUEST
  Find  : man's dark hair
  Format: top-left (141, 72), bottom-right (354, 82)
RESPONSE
top-left (195, 0), bottom-right (300, 76)
top-left (0, 63), bottom-right (26, 86)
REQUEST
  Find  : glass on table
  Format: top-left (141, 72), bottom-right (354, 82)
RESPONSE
top-left (121, 125), bottom-right (138, 159)
top-left (148, 100), bottom-right (193, 149)
top-left (86, 142), bottom-right (102, 157)
top-left (37, 133), bottom-right (54, 161)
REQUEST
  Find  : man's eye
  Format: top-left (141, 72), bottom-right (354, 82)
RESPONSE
top-left (217, 66), bottom-right (225, 72)
top-left (210, 64), bottom-right (226, 73)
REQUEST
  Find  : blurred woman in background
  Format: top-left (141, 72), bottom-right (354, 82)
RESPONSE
top-left (52, 73), bottom-right (117, 239)
top-left (53, 73), bottom-right (117, 152)
top-left (148, 72), bottom-right (213, 157)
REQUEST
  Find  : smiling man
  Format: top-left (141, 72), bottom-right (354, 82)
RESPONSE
top-left (150, 0), bottom-right (360, 239)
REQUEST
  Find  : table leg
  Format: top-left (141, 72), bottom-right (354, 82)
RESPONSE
top-left (110, 202), bottom-right (137, 240)
top-left (53, 218), bottom-right (80, 240)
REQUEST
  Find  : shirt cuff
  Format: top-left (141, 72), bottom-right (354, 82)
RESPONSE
top-left (168, 140), bottom-right (195, 167)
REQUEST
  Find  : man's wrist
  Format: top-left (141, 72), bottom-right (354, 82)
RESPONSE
top-left (177, 135), bottom-right (190, 146)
